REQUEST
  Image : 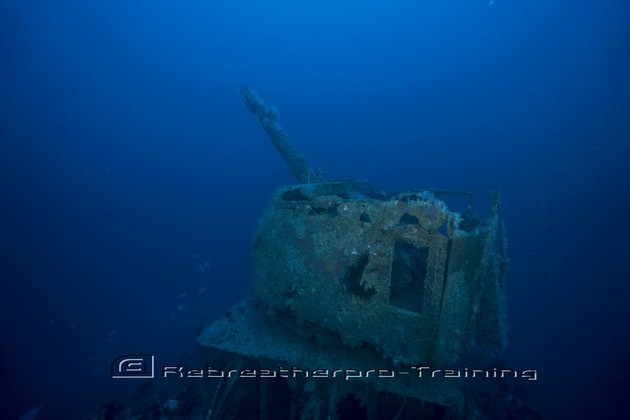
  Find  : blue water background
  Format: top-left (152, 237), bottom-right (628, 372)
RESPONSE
top-left (1, 1), bottom-right (629, 418)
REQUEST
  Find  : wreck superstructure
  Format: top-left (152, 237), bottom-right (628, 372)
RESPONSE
top-left (251, 181), bottom-right (507, 367)
top-left (194, 88), bottom-right (512, 418)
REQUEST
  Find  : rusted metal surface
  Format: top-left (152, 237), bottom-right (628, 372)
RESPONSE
top-left (250, 181), bottom-right (506, 366)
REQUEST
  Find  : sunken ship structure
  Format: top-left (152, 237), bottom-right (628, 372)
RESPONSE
top-left (92, 88), bottom-right (542, 420)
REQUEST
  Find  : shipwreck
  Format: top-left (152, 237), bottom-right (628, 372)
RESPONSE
top-left (193, 87), bottom-right (518, 419)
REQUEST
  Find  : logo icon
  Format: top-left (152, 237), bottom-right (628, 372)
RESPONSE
top-left (111, 354), bottom-right (155, 379)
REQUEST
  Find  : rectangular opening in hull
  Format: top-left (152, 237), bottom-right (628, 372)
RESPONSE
top-left (390, 241), bottom-right (429, 313)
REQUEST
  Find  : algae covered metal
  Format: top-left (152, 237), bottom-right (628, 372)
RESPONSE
top-left (251, 180), bottom-right (507, 367)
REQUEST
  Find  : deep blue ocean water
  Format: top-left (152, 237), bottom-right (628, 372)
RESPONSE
top-left (1, 1), bottom-right (629, 418)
